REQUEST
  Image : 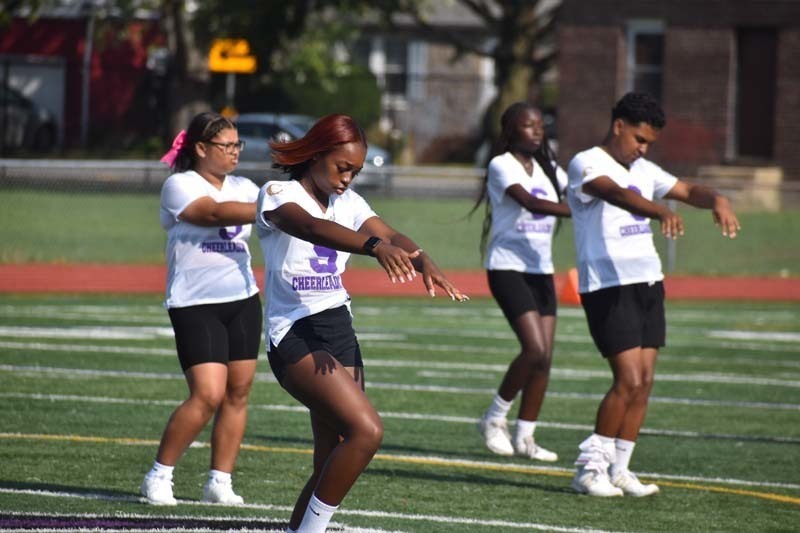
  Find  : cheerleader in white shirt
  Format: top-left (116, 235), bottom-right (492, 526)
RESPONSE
top-left (256, 114), bottom-right (468, 533)
top-left (472, 102), bottom-right (571, 462)
top-left (567, 93), bottom-right (740, 497)
top-left (140, 112), bottom-right (261, 506)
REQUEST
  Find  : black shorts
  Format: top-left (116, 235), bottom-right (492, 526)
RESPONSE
top-left (268, 305), bottom-right (363, 385)
top-left (167, 293), bottom-right (262, 371)
top-left (487, 270), bottom-right (557, 322)
top-left (581, 281), bottom-right (666, 358)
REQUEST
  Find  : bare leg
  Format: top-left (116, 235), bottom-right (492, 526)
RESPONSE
top-left (594, 347), bottom-right (658, 440)
top-left (156, 362), bottom-right (228, 465)
top-left (210, 359), bottom-right (257, 472)
top-left (517, 314), bottom-right (557, 421)
top-left (618, 348), bottom-right (658, 441)
top-left (284, 354), bottom-right (381, 530)
top-left (496, 311), bottom-right (552, 421)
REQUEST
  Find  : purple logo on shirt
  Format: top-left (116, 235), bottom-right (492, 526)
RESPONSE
top-left (310, 245), bottom-right (339, 274)
top-left (529, 187), bottom-right (548, 220)
top-left (219, 225), bottom-right (243, 240)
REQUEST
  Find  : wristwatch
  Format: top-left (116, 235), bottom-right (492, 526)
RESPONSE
top-left (362, 236), bottom-right (382, 257)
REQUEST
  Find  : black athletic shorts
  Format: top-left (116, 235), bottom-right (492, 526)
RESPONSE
top-left (167, 293), bottom-right (262, 371)
top-left (268, 305), bottom-right (363, 385)
top-left (581, 281), bottom-right (666, 358)
top-left (487, 270), bottom-right (557, 322)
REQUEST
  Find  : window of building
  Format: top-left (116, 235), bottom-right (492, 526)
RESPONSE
top-left (626, 20), bottom-right (664, 101)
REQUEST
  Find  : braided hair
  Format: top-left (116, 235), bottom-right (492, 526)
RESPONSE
top-left (469, 102), bottom-right (562, 256)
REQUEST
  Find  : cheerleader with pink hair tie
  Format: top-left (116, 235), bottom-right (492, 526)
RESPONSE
top-left (140, 111), bottom-right (261, 506)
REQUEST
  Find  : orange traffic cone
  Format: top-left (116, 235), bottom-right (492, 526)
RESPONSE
top-left (559, 267), bottom-right (581, 305)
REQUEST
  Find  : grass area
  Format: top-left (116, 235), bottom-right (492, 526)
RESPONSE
top-left (0, 294), bottom-right (798, 531)
top-left (0, 188), bottom-right (798, 276)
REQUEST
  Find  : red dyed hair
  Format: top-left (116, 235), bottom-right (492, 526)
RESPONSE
top-left (269, 114), bottom-right (367, 180)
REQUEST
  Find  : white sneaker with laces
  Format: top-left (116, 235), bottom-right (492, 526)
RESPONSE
top-left (202, 477), bottom-right (244, 505)
top-left (571, 466), bottom-right (624, 497)
top-left (140, 474), bottom-right (177, 506)
top-left (514, 436), bottom-right (559, 462)
top-left (611, 469), bottom-right (660, 497)
top-left (478, 416), bottom-right (514, 456)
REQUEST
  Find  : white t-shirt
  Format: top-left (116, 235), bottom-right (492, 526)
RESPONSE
top-left (256, 180), bottom-right (377, 346)
top-left (485, 152), bottom-right (568, 274)
top-left (566, 146), bottom-right (678, 293)
top-left (160, 170), bottom-right (260, 308)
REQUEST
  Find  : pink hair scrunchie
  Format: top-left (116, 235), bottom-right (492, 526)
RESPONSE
top-left (160, 130), bottom-right (187, 166)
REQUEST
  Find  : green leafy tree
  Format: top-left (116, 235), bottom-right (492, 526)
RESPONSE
top-left (372, 0), bottom-right (560, 157)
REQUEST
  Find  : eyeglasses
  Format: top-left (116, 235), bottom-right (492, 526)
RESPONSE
top-left (206, 140), bottom-right (245, 154)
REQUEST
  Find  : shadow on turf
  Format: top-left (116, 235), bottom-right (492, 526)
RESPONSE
top-left (364, 467), bottom-right (575, 495)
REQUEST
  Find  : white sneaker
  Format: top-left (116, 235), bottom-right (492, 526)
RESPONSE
top-left (202, 477), bottom-right (244, 505)
top-left (571, 466), bottom-right (624, 497)
top-left (140, 474), bottom-right (177, 506)
top-left (611, 469), bottom-right (660, 497)
top-left (478, 416), bottom-right (514, 456)
top-left (514, 436), bottom-right (559, 462)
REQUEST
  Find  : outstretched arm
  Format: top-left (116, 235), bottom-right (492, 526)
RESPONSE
top-left (663, 181), bottom-right (740, 238)
top-left (505, 184), bottom-right (571, 217)
top-left (359, 217), bottom-right (469, 301)
top-left (180, 197), bottom-right (256, 226)
top-left (263, 202), bottom-right (418, 283)
top-left (583, 176), bottom-right (685, 239)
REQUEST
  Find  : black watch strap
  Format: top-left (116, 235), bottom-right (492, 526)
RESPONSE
top-left (363, 236), bottom-right (382, 256)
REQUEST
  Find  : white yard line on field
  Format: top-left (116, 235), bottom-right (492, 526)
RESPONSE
top-left (2, 391), bottom-right (799, 445)
top-left (4, 337), bottom-right (799, 371)
top-left (2, 432), bottom-right (800, 499)
top-left (2, 363), bottom-right (800, 410)
top-left (0, 489), bottom-right (622, 533)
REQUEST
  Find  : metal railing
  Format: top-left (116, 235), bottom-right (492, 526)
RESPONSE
top-left (1, 158), bottom-right (799, 208)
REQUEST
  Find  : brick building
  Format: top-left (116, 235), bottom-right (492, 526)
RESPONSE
top-left (557, 0), bottom-right (800, 182)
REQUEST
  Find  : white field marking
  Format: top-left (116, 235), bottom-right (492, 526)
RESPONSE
top-left (0, 310), bottom-right (168, 325)
top-left (0, 326), bottom-right (175, 340)
top-left (0, 304), bottom-right (163, 315)
top-left (3, 432), bottom-right (800, 496)
top-left (3, 364), bottom-right (800, 411)
top-left (360, 328), bottom-right (800, 352)
top-left (0, 341), bottom-right (177, 357)
top-left (4, 337), bottom-right (798, 371)
top-left (0, 489), bottom-right (621, 533)
top-left (4, 392), bottom-right (800, 445)
top-left (7, 362), bottom-right (800, 391)
top-left (708, 330), bottom-right (800, 343)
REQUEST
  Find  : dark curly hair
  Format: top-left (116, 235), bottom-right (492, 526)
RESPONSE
top-left (172, 112), bottom-right (236, 172)
top-left (611, 92), bottom-right (666, 129)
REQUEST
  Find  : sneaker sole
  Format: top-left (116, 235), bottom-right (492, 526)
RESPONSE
top-left (620, 487), bottom-right (660, 497)
top-left (519, 452), bottom-right (559, 462)
top-left (570, 480), bottom-right (624, 497)
top-left (140, 496), bottom-right (177, 506)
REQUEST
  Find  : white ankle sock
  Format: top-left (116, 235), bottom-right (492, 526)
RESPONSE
top-left (149, 461), bottom-right (174, 479)
top-left (485, 393), bottom-right (513, 420)
top-left (612, 438), bottom-right (636, 474)
top-left (514, 419), bottom-right (537, 441)
top-left (208, 469), bottom-right (232, 483)
top-left (297, 493), bottom-right (338, 533)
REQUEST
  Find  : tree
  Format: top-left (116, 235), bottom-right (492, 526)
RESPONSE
top-left (373, 0), bottom-right (560, 155)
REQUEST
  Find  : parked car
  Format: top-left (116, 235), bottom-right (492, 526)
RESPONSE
top-left (233, 112), bottom-right (390, 188)
top-left (0, 85), bottom-right (57, 152)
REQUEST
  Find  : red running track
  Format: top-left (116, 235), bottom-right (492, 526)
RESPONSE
top-left (0, 264), bottom-right (798, 302)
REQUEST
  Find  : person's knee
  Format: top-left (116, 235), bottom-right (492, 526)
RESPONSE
top-left (190, 386), bottom-right (226, 413)
top-left (351, 414), bottom-right (383, 452)
top-left (224, 380), bottom-right (253, 407)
